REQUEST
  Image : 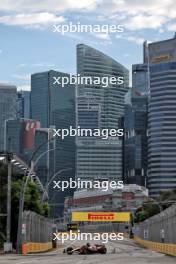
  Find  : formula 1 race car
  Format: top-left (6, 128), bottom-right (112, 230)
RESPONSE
top-left (64, 243), bottom-right (107, 255)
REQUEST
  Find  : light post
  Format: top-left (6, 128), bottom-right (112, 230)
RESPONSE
top-left (0, 151), bottom-right (13, 252)
top-left (16, 140), bottom-right (60, 253)
top-left (6, 155), bottom-right (12, 245)
top-left (42, 167), bottom-right (72, 202)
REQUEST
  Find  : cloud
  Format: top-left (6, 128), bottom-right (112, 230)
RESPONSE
top-left (0, 0), bottom-right (99, 12)
top-left (116, 34), bottom-right (146, 45)
top-left (99, 0), bottom-right (176, 31)
top-left (0, 0), bottom-right (175, 32)
top-left (17, 85), bottom-right (30, 91)
top-left (125, 36), bottom-right (145, 45)
top-left (12, 74), bottom-right (30, 81)
top-left (167, 23), bottom-right (176, 31)
top-left (92, 32), bottom-right (111, 40)
top-left (16, 63), bottom-right (27, 68)
top-left (0, 13), bottom-right (65, 27)
top-left (32, 63), bottom-right (56, 67)
top-left (104, 0), bottom-right (176, 17)
top-left (16, 63), bottom-right (56, 68)
top-left (124, 15), bottom-right (168, 30)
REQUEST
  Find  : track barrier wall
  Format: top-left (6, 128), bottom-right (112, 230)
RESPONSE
top-left (134, 236), bottom-right (176, 256)
top-left (133, 203), bottom-right (176, 256)
top-left (29, 204), bottom-right (176, 256)
top-left (21, 211), bottom-right (54, 255)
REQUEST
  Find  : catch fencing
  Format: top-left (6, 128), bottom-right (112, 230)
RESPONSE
top-left (133, 203), bottom-right (176, 243)
top-left (133, 203), bottom-right (176, 256)
top-left (79, 222), bottom-right (129, 234)
top-left (21, 211), bottom-right (54, 254)
top-left (56, 221), bottom-right (131, 235)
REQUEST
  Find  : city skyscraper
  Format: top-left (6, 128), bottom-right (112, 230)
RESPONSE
top-left (31, 70), bottom-right (75, 216)
top-left (0, 84), bottom-right (17, 151)
top-left (76, 44), bottom-right (129, 181)
top-left (6, 118), bottom-right (40, 162)
top-left (124, 63), bottom-right (148, 186)
top-left (17, 91), bottom-right (31, 119)
top-left (148, 35), bottom-right (176, 197)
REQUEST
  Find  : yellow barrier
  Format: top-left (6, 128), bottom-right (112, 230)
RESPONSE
top-left (134, 236), bottom-right (176, 257)
top-left (22, 242), bottom-right (53, 255)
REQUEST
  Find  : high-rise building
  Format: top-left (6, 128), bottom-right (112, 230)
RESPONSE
top-left (124, 63), bottom-right (148, 186)
top-left (6, 119), bottom-right (40, 162)
top-left (76, 44), bottom-right (129, 181)
top-left (132, 63), bottom-right (149, 97)
top-left (0, 84), bottom-right (17, 151)
top-left (17, 91), bottom-right (30, 119)
top-left (148, 35), bottom-right (176, 197)
top-left (31, 70), bottom-right (75, 216)
top-left (34, 128), bottom-right (54, 186)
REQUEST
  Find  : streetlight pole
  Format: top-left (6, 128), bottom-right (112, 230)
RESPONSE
top-left (6, 157), bottom-right (12, 244)
top-left (16, 143), bottom-right (60, 253)
top-left (0, 151), bottom-right (13, 252)
top-left (42, 167), bottom-right (72, 202)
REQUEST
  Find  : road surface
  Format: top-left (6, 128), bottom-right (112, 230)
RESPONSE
top-left (0, 238), bottom-right (175, 264)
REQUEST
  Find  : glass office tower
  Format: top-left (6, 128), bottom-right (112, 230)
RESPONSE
top-left (76, 44), bottom-right (129, 181)
top-left (148, 35), bottom-right (176, 197)
top-left (6, 118), bottom-right (39, 162)
top-left (17, 91), bottom-right (31, 119)
top-left (0, 84), bottom-right (17, 151)
top-left (31, 70), bottom-right (75, 216)
top-left (124, 64), bottom-right (148, 186)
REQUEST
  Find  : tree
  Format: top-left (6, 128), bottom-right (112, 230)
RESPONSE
top-left (159, 189), bottom-right (176, 209)
top-left (134, 203), bottom-right (161, 223)
top-left (0, 162), bottom-right (49, 248)
top-left (134, 190), bottom-right (176, 223)
top-left (11, 177), bottom-right (49, 247)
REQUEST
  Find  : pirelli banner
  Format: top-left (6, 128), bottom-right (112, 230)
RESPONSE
top-left (72, 212), bottom-right (131, 222)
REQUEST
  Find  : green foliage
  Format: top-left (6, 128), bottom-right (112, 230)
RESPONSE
top-left (136, 210), bottom-right (149, 222)
top-left (160, 189), bottom-right (176, 201)
top-left (134, 190), bottom-right (176, 223)
top-left (134, 204), bottom-right (160, 223)
top-left (0, 162), bottom-right (49, 248)
top-left (42, 202), bottom-right (50, 217)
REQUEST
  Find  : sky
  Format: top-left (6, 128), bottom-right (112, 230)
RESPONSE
top-left (0, 0), bottom-right (176, 90)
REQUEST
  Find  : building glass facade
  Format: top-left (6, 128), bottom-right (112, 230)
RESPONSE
top-left (31, 70), bottom-right (75, 216)
top-left (0, 84), bottom-right (17, 151)
top-left (124, 63), bottom-right (148, 186)
top-left (76, 44), bottom-right (129, 181)
top-left (148, 36), bottom-right (176, 197)
top-left (17, 91), bottom-right (31, 119)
